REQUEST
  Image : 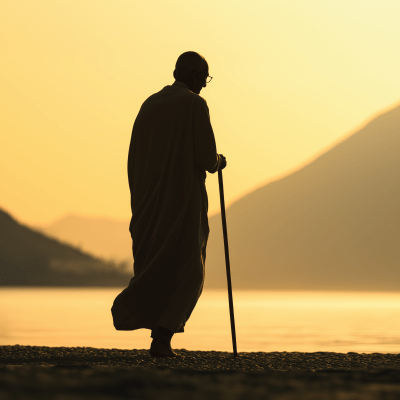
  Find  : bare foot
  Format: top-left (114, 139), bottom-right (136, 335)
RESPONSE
top-left (150, 337), bottom-right (178, 357)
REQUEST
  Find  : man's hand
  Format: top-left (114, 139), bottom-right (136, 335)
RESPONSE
top-left (219, 154), bottom-right (227, 170)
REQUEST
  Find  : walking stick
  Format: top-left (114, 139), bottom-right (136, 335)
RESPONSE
top-left (218, 169), bottom-right (238, 357)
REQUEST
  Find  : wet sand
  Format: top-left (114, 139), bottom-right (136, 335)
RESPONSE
top-left (2, 345), bottom-right (400, 399)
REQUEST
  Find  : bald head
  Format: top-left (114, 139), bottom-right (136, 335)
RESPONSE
top-left (175, 51), bottom-right (208, 74)
top-left (173, 51), bottom-right (209, 94)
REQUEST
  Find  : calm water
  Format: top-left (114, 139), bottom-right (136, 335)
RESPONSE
top-left (1, 288), bottom-right (400, 353)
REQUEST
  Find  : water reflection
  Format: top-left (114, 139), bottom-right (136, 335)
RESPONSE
top-left (1, 288), bottom-right (400, 353)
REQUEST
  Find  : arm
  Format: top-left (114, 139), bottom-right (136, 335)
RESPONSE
top-left (192, 98), bottom-right (220, 173)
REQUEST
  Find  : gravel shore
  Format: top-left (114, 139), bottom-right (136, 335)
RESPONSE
top-left (2, 345), bottom-right (400, 399)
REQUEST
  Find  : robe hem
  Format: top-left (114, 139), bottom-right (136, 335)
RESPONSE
top-left (114, 321), bottom-right (184, 333)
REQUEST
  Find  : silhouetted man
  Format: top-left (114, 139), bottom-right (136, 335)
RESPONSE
top-left (112, 51), bottom-right (226, 357)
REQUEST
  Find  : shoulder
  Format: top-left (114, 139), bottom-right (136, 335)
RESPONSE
top-left (173, 86), bottom-right (207, 104)
top-left (194, 94), bottom-right (207, 106)
top-left (168, 88), bottom-right (209, 112)
top-left (168, 82), bottom-right (208, 107)
top-left (141, 90), bottom-right (164, 106)
top-left (138, 86), bottom-right (208, 114)
top-left (187, 93), bottom-right (208, 112)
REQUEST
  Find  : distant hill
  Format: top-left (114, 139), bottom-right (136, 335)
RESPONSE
top-left (28, 103), bottom-right (400, 291)
top-left (0, 209), bottom-right (131, 286)
top-left (43, 215), bottom-right (132, 262)
top-left (205, 103), bottom-right (400, 291)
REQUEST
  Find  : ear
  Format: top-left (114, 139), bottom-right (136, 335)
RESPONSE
top-left (192, 70), bottom-right (199, 83)
top-left (173, 69), bottom-right (177, 79)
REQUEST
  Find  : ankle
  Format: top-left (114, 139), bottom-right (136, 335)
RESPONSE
top-left (158, 326), bottom-right (174, 339)
top-left (151, 325), bottom-right (174, 340)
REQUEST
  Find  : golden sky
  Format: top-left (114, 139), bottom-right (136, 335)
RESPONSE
top-left (1, 0), bottom-right (400, 226)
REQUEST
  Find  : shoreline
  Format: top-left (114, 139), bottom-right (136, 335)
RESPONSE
top-left (1, 345), bottom-right (400, 370)
top-left (2, 346), bottom-right (400, 399)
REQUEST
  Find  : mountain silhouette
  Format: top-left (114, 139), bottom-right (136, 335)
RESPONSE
top-left (0, 209), bottom-right (130, 286)
top-left (205, 103), bottom-right (400, 290)
top-left (44, 215), bottom-right (132, 262)
top-left (15, 103), bottom-right (400, 290)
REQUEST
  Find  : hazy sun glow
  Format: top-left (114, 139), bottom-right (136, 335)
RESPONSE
top-left (1, 0), bottom-right (400, 225)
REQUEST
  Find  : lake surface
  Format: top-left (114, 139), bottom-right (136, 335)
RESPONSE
top-left (1, 288), bottom-right (400, 353)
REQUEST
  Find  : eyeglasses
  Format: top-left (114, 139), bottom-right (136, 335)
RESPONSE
top-left (192, 69), bottom-right (213, 84)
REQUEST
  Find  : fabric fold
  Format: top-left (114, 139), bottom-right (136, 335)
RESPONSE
top-left (111, 81), bottom-right (219, 333)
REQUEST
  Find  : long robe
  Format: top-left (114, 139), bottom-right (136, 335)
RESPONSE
top-left (111, 81), bottom-right (220, 333)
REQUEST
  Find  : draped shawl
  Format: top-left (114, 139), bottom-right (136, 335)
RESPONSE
top-left (111, 81), bottom-right (220, 331)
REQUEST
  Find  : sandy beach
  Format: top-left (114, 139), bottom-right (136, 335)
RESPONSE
top-left (2, 345), bottom-right (400, 399)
